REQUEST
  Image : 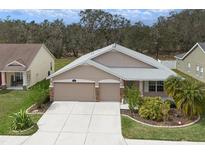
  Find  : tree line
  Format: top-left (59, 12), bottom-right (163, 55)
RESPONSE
top-left (1, 9), bottom-right (205, 59)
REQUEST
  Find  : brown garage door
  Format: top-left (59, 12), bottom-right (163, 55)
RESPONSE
top-left (99, 83), bottom-right (120, 102)
top-left (54, 82), bottom-right (96, 101)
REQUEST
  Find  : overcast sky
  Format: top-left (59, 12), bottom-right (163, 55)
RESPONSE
top-left (0, 9), bottom-right (181, 25)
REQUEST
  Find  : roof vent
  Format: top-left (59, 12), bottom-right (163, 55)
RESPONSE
top-left (113, 43), bottom-right (116, 48)
top-left (72, 79), bottom-right (76, 82)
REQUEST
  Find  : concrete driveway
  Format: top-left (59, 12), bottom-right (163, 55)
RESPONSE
top-left (23, 101), bottom-right (125, 145)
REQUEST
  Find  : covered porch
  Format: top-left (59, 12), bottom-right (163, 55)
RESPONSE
top-left (0, 71), bottom-right (30, 90)
top-left (124, 80), bottom-right (167, 98)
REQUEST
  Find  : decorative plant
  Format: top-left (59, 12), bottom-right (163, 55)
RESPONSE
top-left (125, 85), bottom-right (143, 113)
top-left (160, 101), bottom-right (171, 121)
top-left (164, 76), bottom-right (183, 100)
top-left (10, 110), bottom-right (34, 131)
top-left (174, 80), bottom-right (205, 118)
top-left (139, 97), bottom-right (163, 121)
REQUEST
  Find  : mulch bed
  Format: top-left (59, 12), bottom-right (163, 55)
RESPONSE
top-left (27, 102), bottom-right (51, 114)
top-left (121, 108), bottom-right (198, 126)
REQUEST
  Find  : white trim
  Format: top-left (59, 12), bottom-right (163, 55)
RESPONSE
top-left (99, 79), bottom-right (120, 83)
top-left (6, 60), bottom-right (26, 67)
top-left (53, 79), bottom-right (95, 83)
top-left (177, 43), bottom-right (205, 60)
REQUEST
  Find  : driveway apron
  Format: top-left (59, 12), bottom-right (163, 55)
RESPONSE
top-left (23, 101), bottom-right (125, 145)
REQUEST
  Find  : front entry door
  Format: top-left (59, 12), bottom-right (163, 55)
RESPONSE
top-left (11, 72), bottom-right (23, 87)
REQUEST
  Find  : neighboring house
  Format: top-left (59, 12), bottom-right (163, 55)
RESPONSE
top-left (48, 44), bottom-right (176, 102)
top-left (0, 44), bottom-right (55, 90)
top-left (175, 42), bottom-right (205, 82)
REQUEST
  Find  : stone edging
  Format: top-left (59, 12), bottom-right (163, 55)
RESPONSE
top-left (121, 114), bottom-right (200, 128)
top-left (12, 124), bottom-right (36, 133)
top-left (26, 104), bottom-right (44, 115)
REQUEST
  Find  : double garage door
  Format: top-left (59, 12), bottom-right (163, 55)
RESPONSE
top-left (53, 82), bottom-right (120, 102)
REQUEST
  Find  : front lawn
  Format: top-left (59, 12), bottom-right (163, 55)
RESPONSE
top-left (121, 115), bottom-right (205, 141)
top-left (0, 57), bottom-right (74, 135)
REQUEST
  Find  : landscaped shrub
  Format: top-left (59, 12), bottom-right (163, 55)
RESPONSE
top-left (164, 76), bottom-right (183, 100)
top-left (139, 97), bottom-right (163, 121)
top-left (124, 85), bottom-right (143, 113)
top-left (175, 79), bottom-right (205, 118)
top-left (165, 76), bottom-right (205, 118)
top-left (160, 101), bottom-right (171, 121)
top-left (164, 99), bottom-right (176, 108)
top-left (10, 110), bottom-right (34, 131)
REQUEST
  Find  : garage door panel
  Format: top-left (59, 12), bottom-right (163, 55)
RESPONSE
top-left (54, 83), bottom-right (96, 101)
top-left (99, 83), bottom-right (120, 102)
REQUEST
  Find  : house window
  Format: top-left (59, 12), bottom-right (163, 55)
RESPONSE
top-left (148, 81), bottom-right (156, 92)
top-left (148, 81), bottom-right (164, 92)
top-left (187, 62), bottom-right (191, 72)
top-left (50, 62), bottom-right (53, 71)
top-left (196, 65), bottom-right (200, 76)
top-left (27, 72), bottom-right (31, 86)
top-left (157, 81), bottom-right (164, 92)
top-left (200, 67), bottom-right (204, 78)
top-left (15, 72), bottom-right (23, 81)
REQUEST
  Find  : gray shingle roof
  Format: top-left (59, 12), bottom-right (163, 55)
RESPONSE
top-left (0, 44), bottom-right (42, 71)
top-left (198, 42), bottom-right (205, 51)
top-left (175, 53), bottom-right (186, 59)
top-left (48, 43), bottom-right (176, 80)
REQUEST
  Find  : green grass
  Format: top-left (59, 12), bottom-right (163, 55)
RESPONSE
top-left (0, 80), bottom-right (49, 135)
top-left (0, 57), bottom-right (75, 135)
top-left (122, 115), bottom-right (205, 141)
top-left (122, 69), bottom-right (205, 141)
top-left (55, 57), bottom-right (76, 71)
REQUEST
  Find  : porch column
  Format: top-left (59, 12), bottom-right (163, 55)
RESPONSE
top-left (95, 82), bottom-right (100, 102)
top-left (1, 72), bottom-right (6, 89)
top-left (120, 79), bottom-right (124, 103)
top-left (139, 81), bottom-right (143, 96)
top-left (49, 79), bottom-right (54, 102)
top-left (23, 72), bottom-right (27, 90)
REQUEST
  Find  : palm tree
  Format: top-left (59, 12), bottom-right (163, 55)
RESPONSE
top-left (174, 80), bottom-right (205, 118)
top-left (164, 76), bottom-right (183, 99)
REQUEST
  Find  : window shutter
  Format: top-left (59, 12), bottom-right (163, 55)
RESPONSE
top-left (144, 81), bottom-right (149, 92)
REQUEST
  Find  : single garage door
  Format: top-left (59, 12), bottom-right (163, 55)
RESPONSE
top-left (54, 82), bottom-right (96, 101)
top-left (99, 83), bottom-right (120, 102)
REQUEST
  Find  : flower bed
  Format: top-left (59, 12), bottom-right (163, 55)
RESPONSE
top-left (121, 108), bottom-right (200, 128)
top-left (26, 102), bottom-right (51, 114)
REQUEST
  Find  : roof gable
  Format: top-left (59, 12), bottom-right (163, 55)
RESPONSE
top-left (176, 42), bottom-right (205, 60)
top-left (92, 49), bottom-right (155, 68)
top-left (48, 43), bottom-right (176, 79)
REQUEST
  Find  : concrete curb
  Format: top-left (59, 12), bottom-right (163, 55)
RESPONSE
top-left (121, 114), bottom-right (200, 128)
top-left (26, 104), bottom-right (44, 115)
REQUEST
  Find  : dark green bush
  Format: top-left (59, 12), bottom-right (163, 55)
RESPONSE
top-left (164, 99), bottom-right (176, 108)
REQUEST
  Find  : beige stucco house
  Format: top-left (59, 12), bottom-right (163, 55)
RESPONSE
top-left (0, 44), bottom-right (55, 90)
top-left (176, 42), bottom-right (205, 83)
top-left (48, 44), bottom-right (176, 102)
